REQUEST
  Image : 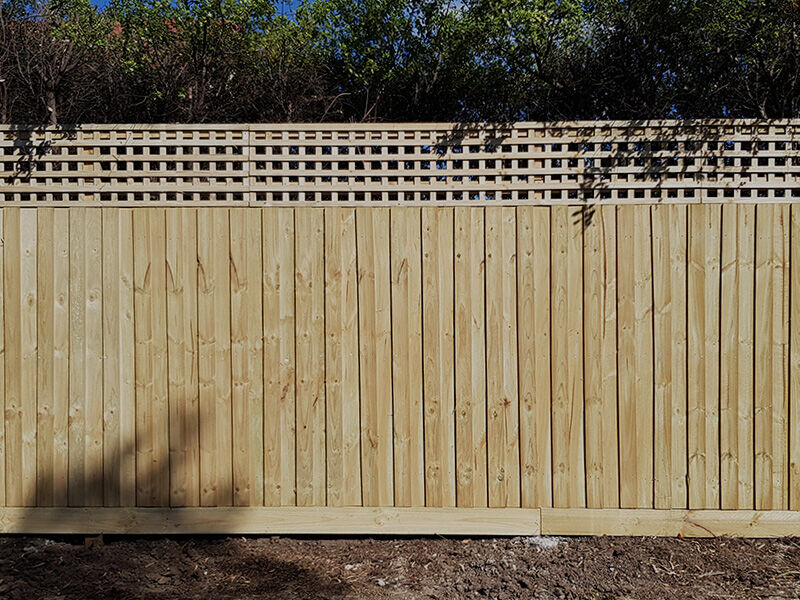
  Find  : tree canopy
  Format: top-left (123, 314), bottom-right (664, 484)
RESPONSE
top-left (0, 0), bottom-right (798, 124)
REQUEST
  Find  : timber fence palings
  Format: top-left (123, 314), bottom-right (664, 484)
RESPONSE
top-left (0, 120), bottom-right (798, 536)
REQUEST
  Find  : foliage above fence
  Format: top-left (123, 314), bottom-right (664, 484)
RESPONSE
top-left (1, 120), bottom-right (799, 205)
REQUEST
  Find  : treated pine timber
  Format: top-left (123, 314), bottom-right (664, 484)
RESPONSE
top-left (540, 508), bottom-right (800, 538)
top-left (454, 206), bottom-right (488, 508)
top-left (550, 206), bottom-right (585, 508)
top-left (356, 208), bottom-right (394, 507)
top-left (325, 208), bottom-right (362, 507)
top-left (197, 208), bottom-right (233, 507)
top-left (582, 205), bottom-right (619, 509)
top-left (165, 209), bottom-right (201, 507)
top-left (0, 507), bottom-right (541, 535)
top-left (485, 207), bottom-right (520, 508)
top-left (652, 205), bottom-right (688, 509)
top-left (754, 203), bottom-right (790, 510)
top-left (102, 208), bottom-right (136, 507)
top-left (516, 206), bottom-right (552, 508)
top-left (687, 204), bottom-right (722, 510)
top-left (132, 208), bottom-right (170, 507)
top-left (719, 204), bottom-right (755, 510)
top-left (791, 205), bottom-right (800, 510)
top-left (36, 208), bottom-right (69, 507)
top-left (421, 207), bottom-right (456, 508)
top-left (390, 207), bottom-right (425, 507)
top-left (262, 207), bottom-right (296, 506)
top-left (4, 208), bottom-right (38, 507)
top-left (617, 205), bottom-right (654, 509)
top-left (294, 208), bottom-right (326, 506)
top-left (68, 207), bottom-right (104, 507)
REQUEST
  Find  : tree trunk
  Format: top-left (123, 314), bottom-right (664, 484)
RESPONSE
top-left (46, 87), bottom-right (57, 125)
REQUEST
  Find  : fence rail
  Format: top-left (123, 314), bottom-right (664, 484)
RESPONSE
top-left (0, 121), bottom-right (799, 536)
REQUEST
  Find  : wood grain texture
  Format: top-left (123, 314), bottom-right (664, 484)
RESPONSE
top-left (0, 199), bottom-right (797, 526)
top-left (165, 209), bottom-right (200, 507)
top-left (356, 208), bottom-right (394, 507)
top-left (295, 208), bottom-right (326, 506)
top-left (583, 206), bottom-right (619, 509)
top-left (652, 205), bottom-right (688, 509)
top-left (617, 205), bottom-right (654, 509)
top-left (230, 209), bottom-right (265, 507)
top-left (4, 208), bottom-right (37, 506)
top-left (454, 207), bottom-right (487, 508)
top-left (0, 506), bottom-right (541, 536)
top-left (262, 208), bottom-right (296, 506)
top-left (550, 206), bottom-right (585, 508)
top-left (421, 207), bottom-right (456, 507)
top-left (754, 203), bottom-right (789, 510)
top-left (133, 208), bottom-right (170, 507)
top-left (197, 208), bottom-right (233, 507)
top-left (68, 208), bottom-right (104, 506)
top-left (791, 205), bottom-right (800, 510)
top-left (720, 204), bottom-right (755, 510)
top-left (325, 208), bottom-right (362, 507)
top-left (36, 208), bottom-right (69, 506)
top-left (485, 207), bottom-right (520, 508)
top-left (390, 207), bottom-right (424, 507)
top-left (103, 208), bottom-right (136, 507)
top-left (687, 204), bottom-right (722, 509)
top-left (517, 207), bottom-right (552, 508)
top-left (541, 508), bottom-right (800, 538)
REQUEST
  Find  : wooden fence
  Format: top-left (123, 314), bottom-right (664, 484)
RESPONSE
top-left (0, 121), bottom-right (799, 536)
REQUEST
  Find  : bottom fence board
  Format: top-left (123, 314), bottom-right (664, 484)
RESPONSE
top-left (0, 507), bottom-right (540, 536)
top-left (541, 509), bottom-right (800, 538)
top-left (1, 507), bottom-right (800, 536)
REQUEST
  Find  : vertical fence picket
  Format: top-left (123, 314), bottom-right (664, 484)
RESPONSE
top-left (652, 205), bottom-right (689, 509)
top-left (421, 207), bottom-right (456, 508)
top-left (295, 208), bottom-right (326, 506)
top-left (517, 206), bottom-right (552, 509)
top-left (583, 205), bottom-right (619, 509)
top-left (754, 204), bottom-right (790, 510)
top-left (263, 207), bottom-right (296, 506)
top-left (133, 208), bottom-right (170, 507)
top-left (325, 208), bottom-right (362, 507)
top-left (551, 206), bottom-right (585, 508)
top-left (719, 204), bottom-right (755, 509)
top-left (390, 207), bottom-right (424, 507)
top-left (165, 208), bottom-right (200, 507)
top-left (103, 208), bottom-right (136, 507)
top-left (485, 207), bottom-right (520, 508)
top-left (356, 208), bottom-right (394, 507)
top-left (618, 205), bottom-right (654, 509)
top-left (454, 207), bottom-right (487, 508)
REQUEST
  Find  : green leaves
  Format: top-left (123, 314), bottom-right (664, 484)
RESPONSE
top-left (1, 0), bottom-right (800, 123)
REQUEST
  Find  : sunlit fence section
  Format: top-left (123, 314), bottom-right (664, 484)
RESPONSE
top-left (1, 120), bottom-right (799, 204)
top-left (0, 121), bottom-right (799, 537)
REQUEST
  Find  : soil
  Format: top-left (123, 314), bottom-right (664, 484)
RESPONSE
top-left (0, 534), bottom-right (799, 599)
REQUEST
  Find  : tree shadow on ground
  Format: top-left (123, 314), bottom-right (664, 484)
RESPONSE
top-left (0, 535), bottom-right (353, 600)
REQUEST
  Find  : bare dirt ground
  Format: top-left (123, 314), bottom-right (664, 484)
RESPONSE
top-left (1, 534), bottom-right (799, 599)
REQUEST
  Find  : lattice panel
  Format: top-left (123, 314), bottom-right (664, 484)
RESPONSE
top-left (0, 125), bottom-right (249, 203)
top-left (1, 121), bottom-right (799, 204)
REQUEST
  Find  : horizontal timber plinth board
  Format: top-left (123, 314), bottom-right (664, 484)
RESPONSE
top-left (0, 508), bottom-right (541, 535)
top-left (3, 508), bottom-right (800, 536)
top-left (541, 509), bottom-right (800, 538)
